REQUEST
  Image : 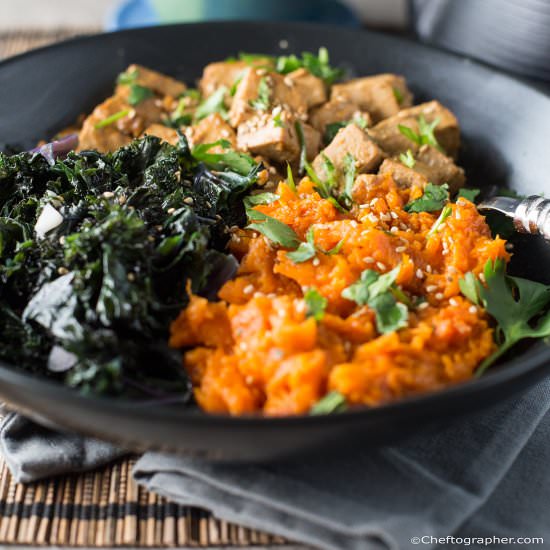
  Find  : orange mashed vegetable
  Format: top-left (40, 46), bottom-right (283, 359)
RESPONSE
top-left (169, 174), bottom-right (509, 416)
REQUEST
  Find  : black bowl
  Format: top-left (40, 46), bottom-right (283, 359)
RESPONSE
top-left (1, 22), bottom-right (550, 460)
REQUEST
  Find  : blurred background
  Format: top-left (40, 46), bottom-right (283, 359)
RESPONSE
top-left (1, 0), bottom-right (549, 81)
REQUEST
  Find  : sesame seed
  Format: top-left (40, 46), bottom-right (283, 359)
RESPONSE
top-left (245, 375), bottom-right (254, 385)
top-left (418, 302), bottom-right (429, 310)
top-left (364, 257), bottom-right (375, 264)
top-left (350, 220), bottom-right (358, 228)
top-left (359, 204), bottom-right (370, 209)
top-left (118, 195), bottom-right (127, 205)
top-left (167, 207), bottom-right (176, 214)
top-left (479, 273), bottom-right (486, 283)
top-left (243, 284), bottom-right (254, 295)
top-left (426, 265), bottom-right (432, 273)
top-left (381, 213), bottom-right (391, 222)
top-left (400, 223), bottom-right (408, 230)
top-left (390, 226), bottom-right (398, 233)
top-left (449, 298), bottom-right (458, 306)
top-left (57, 267), bottom-right (69, 275)
top-left (312, 258), bottom-right (320, 266)
top-left (426, 285), bottom-right (437, 292)
top-left (435, 292), bottom-right (444, 300)
top-left (367, 214), bottom-right (378, 223)
top-left (416, 269), bottom-right (424, 279)
top-left (127, 273), bottom-right (135, 282)
top-left (240, 342), bottom-right (248, 351)
top-left (59, 236), bottom-right (65, 245)
top-left (396, 246), bottom-right (406, 253)
top-left (102, 191), bottom-right (115, 198)
top-left (376, 262), bottom-right (386, 270)
top-left (390, 211), bottom-right (399, 219)
top-left (455, 211), bottom-right (461, 220)
top-left (448, 266), bottom-right (458, 274)
top-left (469, 305), bottom-right (477, 314)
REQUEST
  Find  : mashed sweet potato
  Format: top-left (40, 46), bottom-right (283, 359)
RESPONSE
top-left (170, 174), bottom-right (509, 416)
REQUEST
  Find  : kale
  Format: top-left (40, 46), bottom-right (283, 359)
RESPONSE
top-left (0, 135), bottom-right (261, 398)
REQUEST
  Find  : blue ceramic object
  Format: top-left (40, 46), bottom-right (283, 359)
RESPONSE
top-left (108, 0), bottom-right (360, 30)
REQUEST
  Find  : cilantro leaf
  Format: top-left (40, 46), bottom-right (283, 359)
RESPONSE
top-left (273, 112), bottom-right (284, 127)
top-left (399, 149), bottom-right (416, 168)
top-left (304, 288), bottom-right (328, 322)
top-left (405, 183), bottom-right (449, 213)
top-left (398, 114), bottom-right (444, 153)
top-left (195, 86), bottom-right (228, 121)
top-left (287, 227), bottom-right (317, 263)
top-left (460, 258), bottom-right (550, 375)
top-left (310, 391), bottom-right (346, 414)
top-left (246, 209), bottom-right (300, 248)
top-left (342, 266), bottom-right (409, 334)
top-left (249, 77), bottom-right (271, 111)
top-left (117, 68), bottom-right (138, 85)
top-left (276, 47), bottom-right (343, 86)
top-left (322, 239), bottom-right (344, 256)
top-left (192, 139), bottom-right (257, 175)
top-left (128, 84), bottom-right (154, 106)
top-left (457, 188), bottom-right (481, 202)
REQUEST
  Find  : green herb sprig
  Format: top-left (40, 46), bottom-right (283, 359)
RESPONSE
top-left (342, 266), bottom-right (409, 334)
top-left (460, 258), bottom-right (550, 376)
top-left (405, 183), bottom-right (449, 213)
top-left (398, 114), bottom-right (444, 153)
top-left (304, 288), bottom-right (328, 322)
top-left (249, 77), bottom-right (271, 111)
top-left (245, 209), bottom-right (300, 249)
top-left (310, 391), bottom-right (347, 414)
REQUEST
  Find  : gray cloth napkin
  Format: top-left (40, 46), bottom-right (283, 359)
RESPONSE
top-left (2, 379), bottom-right (550, 550)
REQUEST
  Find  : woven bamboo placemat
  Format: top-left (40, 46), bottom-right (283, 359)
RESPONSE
top-left (0, 29), bottom-right (291, 548)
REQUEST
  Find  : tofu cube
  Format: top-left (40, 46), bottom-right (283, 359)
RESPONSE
top-left (117, 64), bottom-right (186, 98)
top-left (286, 68), bottom-right (327, 109)
top-left (309, 99), bottom-right (371, 138)
top-left (331, 73), bottom-right (413, 122)
top-left (185, 113), bottom-right (237, 150)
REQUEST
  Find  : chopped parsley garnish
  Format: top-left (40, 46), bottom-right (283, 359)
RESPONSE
top-left (117, 68), bottom-right (138, 85)
top-left (287, 227), bottom-right (317, 263)
top-left (342, 266), bottom-right (409, 334)
top-left (273, 112), bottom-right (285, 128)
top-left (128, 84), bottom-right (154, 106)
top-left (275, 47), bottom-right (344, 86)
top-left (405, 183), bottom-right (449, 213)
top-left (457, 188), bottom-right (481, 202)
top-left (94, 109), bottom-right (130, 129)
top-left (195, 86), bottom-right (228, 121)
top-left (460, 258), bottom-right (550, 376)
top-left (310, 391), bottom-right (347, 414)
top-left (304, 289), bottom-right (328, 322)
top-left (398, 114), bottom-right (444, 153)
top-left (249, 77), bottom-right (271, 111)
top-left (192, 139), bottom-right (256, 175)
top-left (246, 209), bottom-right (300, 248)
top-left (399, 149), bottom-right (416, 168)
top-left (427, 204), bottom-right (452, 236)
top-left (393, 86), bottom-right (404, 105)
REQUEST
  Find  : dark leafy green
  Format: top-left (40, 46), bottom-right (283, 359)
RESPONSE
top-left (0, 134), bottom-right (261, 397)
top-left (276, 47), bottom-right (344, 86)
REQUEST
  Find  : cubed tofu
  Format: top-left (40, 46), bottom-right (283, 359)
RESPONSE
top-left (229, 68), bottom-right (308, 128)
top-left (237, 110), bottom-right (320, 164)
top-left (186, 113), bottom-right (237, 150)
top-left (199, 59), bottom-right (274, 99)
top-left (331, 74), bottom-right (413, 122)
top-left (286, 68), bottom-right (327, 109)
top-left (78, 95), bottom-right (133, 152)
top-left (309, 99), bottom-right (372, 137)
top-left (378, 145), bottom-right (465, 193)
top-left (117, 64), bottom-right (186, 98)
top-left (312, 123), bottom-right (384, 180)
top-left (141, 123), bottom-right (179, 145)
top-left (368, 101), bottom-right (460, 159)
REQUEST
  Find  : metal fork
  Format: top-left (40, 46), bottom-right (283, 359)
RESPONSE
top-left (477, 196), bottom-right (550, 240)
